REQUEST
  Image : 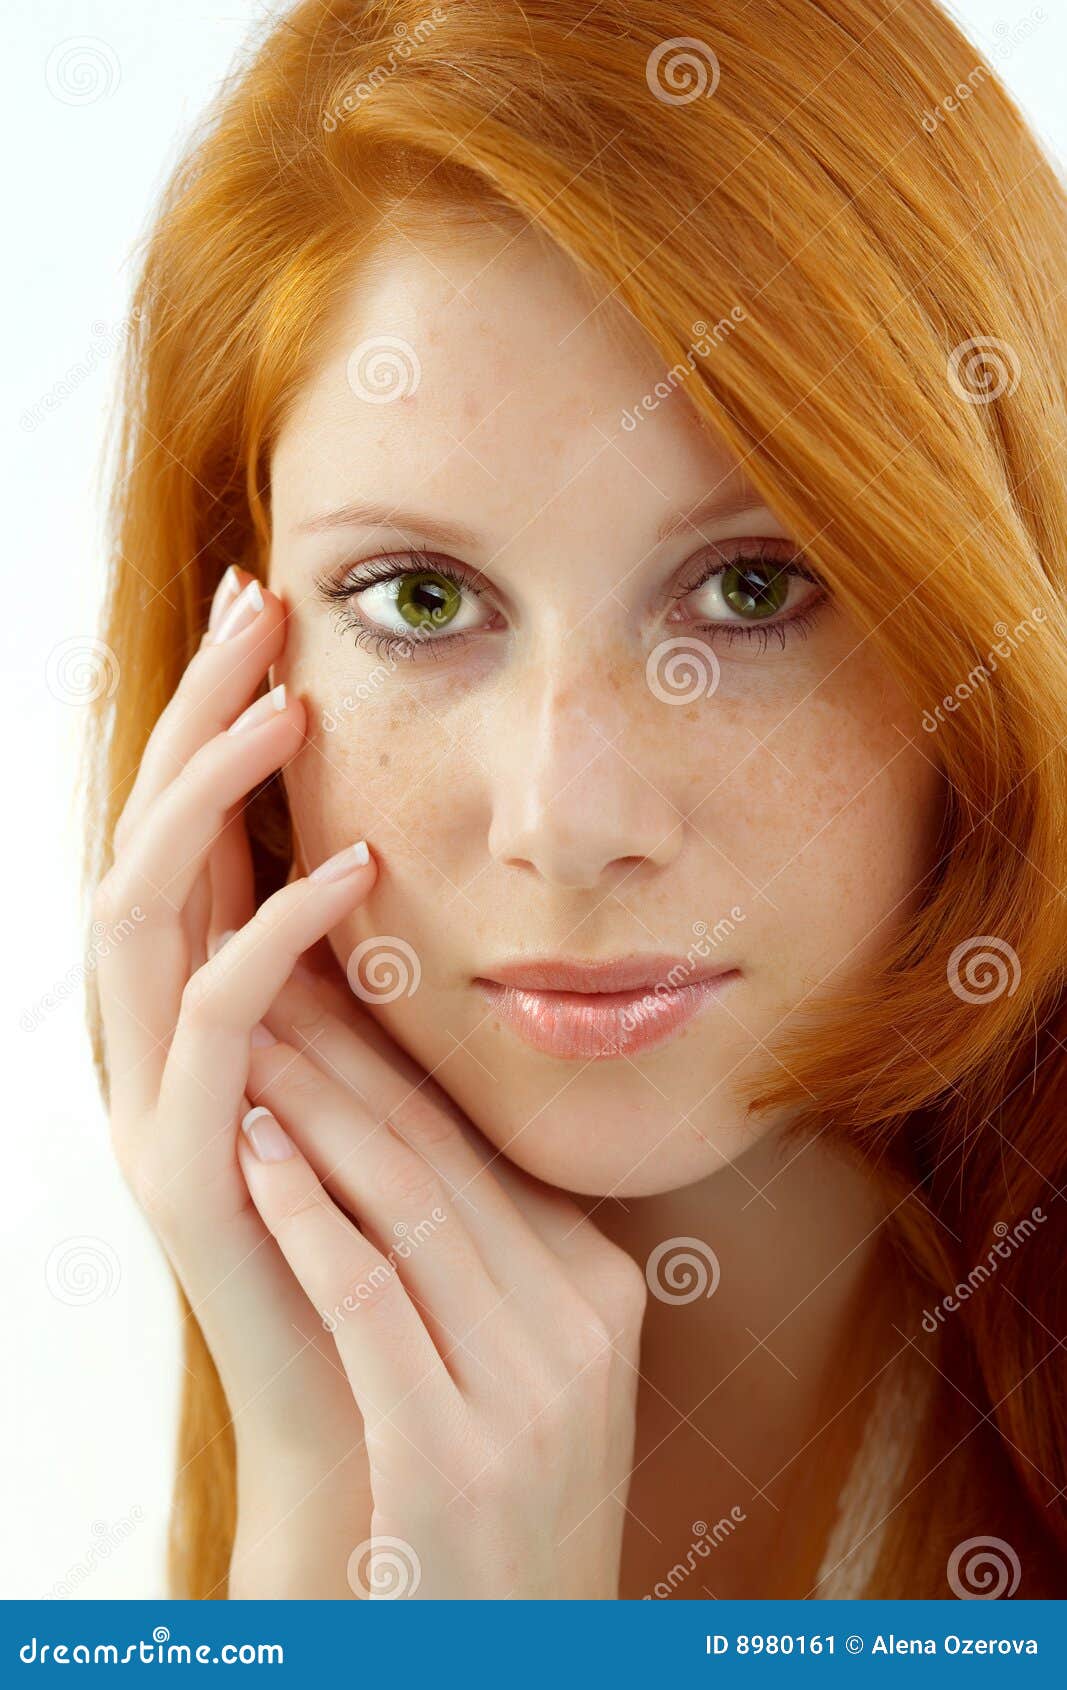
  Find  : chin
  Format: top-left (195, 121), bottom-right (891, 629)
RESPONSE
top-left (438, 1054), bottom-right (767, 1199)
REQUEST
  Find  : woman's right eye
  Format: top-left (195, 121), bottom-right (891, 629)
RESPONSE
top-left (318, 554), bottom-right (496, 655)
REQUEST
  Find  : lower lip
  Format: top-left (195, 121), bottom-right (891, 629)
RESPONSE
top-left (474, 975), bottom-right (739, 1060)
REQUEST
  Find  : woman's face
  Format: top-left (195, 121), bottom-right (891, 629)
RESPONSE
top-left (269, 223), bottom-right (940, 1197)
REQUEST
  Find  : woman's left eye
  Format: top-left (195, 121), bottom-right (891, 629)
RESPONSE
top-left (675, 546), bottom-right (823, 638)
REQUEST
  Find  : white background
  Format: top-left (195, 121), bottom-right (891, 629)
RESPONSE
top-left (2, 0), bottom-right (1064, 1600)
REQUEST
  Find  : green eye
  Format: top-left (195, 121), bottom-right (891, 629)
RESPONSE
top-left (721, 562), bottom-right (790, 620)
top-left (395, 571), bottom-right (463, 629)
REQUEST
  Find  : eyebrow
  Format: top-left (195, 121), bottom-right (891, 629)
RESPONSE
top-left (294, 500), bottom-right (483, 549)
top-left (656, 484), bottom-right (772, 544)
top-left (295, 484), bottom-right (774, 551)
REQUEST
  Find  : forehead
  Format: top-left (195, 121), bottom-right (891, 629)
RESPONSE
top-left (270, 224), bottom-right (744, 547)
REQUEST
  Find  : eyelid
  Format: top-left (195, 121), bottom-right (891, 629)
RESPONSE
top-left (672, 536), bottom-right (814, 599)
top-left (317, 546), bottom-right (494, 602)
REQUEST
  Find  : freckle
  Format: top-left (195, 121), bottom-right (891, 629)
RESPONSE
top-left (379, 752), bottom-right (390, 768)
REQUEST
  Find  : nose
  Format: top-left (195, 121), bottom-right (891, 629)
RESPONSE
top-left (485, 657), bottom-right (683, 890)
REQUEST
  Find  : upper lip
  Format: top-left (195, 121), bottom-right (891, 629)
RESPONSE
top-left (475, 954), bottom-right (738, 994)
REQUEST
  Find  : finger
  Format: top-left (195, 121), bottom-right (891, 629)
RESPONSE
top-left (264, 968), bottom-right (585, 1295)
top-left (237, 1105), bottom-right (459, 1429)
top-left (207, 806), bottom-right (256, 953)
top-left (113, 574), bottom-right (285, 851)
top-left (95, 692), bottom-right (305, 1109)
top-left (158, 844), bottom-right (378, 1135)
top-left (246, 1038), bottom-right (507, 1356)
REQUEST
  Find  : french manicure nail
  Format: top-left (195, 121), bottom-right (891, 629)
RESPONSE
top-left (241, 1105), bottom-right (295, 1161)
top-left (208, 566), bottom-right (242, 634)
top-left (213, 579), bottom-right (265, 643)
top-left (309, 839), bottom-right (371, 883)
top-left (227, 684), bottom-right (287, 735)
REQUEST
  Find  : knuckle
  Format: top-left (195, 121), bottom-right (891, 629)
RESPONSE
top-left (391, 1088), bottom-right (461, 1151)
top-left (334, 1257), bottom-right (402, 1320)
top-left (375, 1143), bottom-right (443, 1215)
top-left (92, 872), bottom-right (128, 931)
top-left (600, 1249), bottom-right (649, 1328)
top-left (179, 964), bottom-right (218, 1025)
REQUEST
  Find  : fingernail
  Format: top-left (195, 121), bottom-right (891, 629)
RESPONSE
top-left (213, 579), bottom-right (265, 643)
top-left (241, 1105), bottom-right (294, 1161)
top-left (250, 1022), bottom-right (276, 1047)
top-left (209, 928), bottom-right (236, 957)
top-left (208, 566), bottom-right (242, 635)
top-left (227, 684), bottom-right (287, 735)
top-left (309, 839), bottom-right (371, 883)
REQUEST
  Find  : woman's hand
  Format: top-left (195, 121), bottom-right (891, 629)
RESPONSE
top-left (238, 956), bottom-right (648, 1599)
top-left (95, 569), bottom-right (380, 1596)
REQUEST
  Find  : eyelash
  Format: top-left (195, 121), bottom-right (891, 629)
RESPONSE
top-left (316, 542), bottom-right (826, 661)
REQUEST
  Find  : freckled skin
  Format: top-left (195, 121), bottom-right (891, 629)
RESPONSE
top-left (270, 225), bottom-right (941, 1198)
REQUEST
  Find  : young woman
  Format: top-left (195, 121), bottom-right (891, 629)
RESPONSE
top-left (87, 0), bottom-right (1067, 1599)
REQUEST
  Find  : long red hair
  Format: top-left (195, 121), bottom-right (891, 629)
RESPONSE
top-left (87, 0), bottom-right (1067, 1596)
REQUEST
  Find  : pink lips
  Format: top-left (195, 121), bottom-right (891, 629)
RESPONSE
top-left (474, 955), bottom-right (740, 1060)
